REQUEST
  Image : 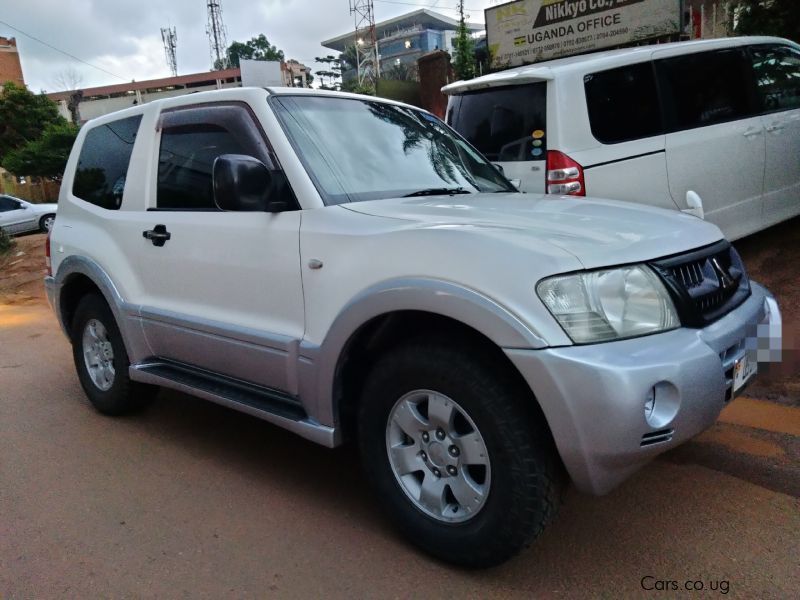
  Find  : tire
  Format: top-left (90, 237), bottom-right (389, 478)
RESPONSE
top-left (358, 340), bottom-right (564, 568)
top-left (70, 293), bottom-right (157, 415)
top-left (39, 214), bottom-right (55, 233)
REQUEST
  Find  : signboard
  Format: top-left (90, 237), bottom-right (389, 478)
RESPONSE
top-left (486, 0), bottom-right (681, 69)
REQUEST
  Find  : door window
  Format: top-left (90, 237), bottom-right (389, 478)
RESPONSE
top-left (584, 62), bottom-right (663, 144)
top-left (156, 103), bottom-right (292, 210)
top-left (447, 83), bottom-right (547, 162)
top-left (0, 196), bottom-right (22, 211)
top-left (72, 115), bottom-right (142, 209)
top-left (656, 49), bottom-right (757, 131)
top-left (750, 45), bottom-right (800, 113)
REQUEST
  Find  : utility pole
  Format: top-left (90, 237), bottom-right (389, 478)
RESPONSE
top-left (161, 27), bottom-right (178, 77)
top-left (206, 0), bottom-right (229, 70)
top-left (349, 0), bottom-right (379, 88)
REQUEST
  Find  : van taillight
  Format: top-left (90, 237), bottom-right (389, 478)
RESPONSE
top-left (546, 150), bottom-right (585, 196)
top-left (45, 231), bottom-right (52, 276)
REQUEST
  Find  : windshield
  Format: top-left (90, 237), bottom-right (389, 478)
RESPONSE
top-left (271, 95), bottom-right (516, 205)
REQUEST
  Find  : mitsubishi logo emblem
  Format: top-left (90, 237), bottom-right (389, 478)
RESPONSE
top-left (711, 257), bottom-right (734, 290)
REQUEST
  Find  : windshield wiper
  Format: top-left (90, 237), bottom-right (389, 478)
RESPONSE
top-left (402, 187), bottom-right (471, 197)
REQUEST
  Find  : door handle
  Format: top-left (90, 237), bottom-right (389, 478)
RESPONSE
top-left (766, 123), bottom-right (785, 133)
top-left (143, 224), bottom-right (171, 247)
top-left (742, 127), bottom-right (763, 138)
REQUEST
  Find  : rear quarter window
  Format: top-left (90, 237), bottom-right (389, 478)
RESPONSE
top-left (447, 82), bottom-right (547, 162)
top-left (584, 62), bottom-right (663, 144)
top-left (72, 115), bottom-right (142, 210)
top-left (750, 44), bottom-right (800, 113)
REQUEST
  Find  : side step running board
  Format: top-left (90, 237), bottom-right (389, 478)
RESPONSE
top-left (130, 360), bottom-right (338, 447)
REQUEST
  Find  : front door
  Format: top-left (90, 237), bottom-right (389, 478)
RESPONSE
top-left (125, 102), bottom-right (304, 393)
top-left (654, 47), bottom-right (766, 240)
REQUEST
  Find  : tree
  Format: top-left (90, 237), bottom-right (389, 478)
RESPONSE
top-left (315, 55), bottom-right (343, 90)
top-left (453, 0), bottom-right (476, 81)
top-left (2, 121), bottom-right (79, 179)
top-left (225, 34), bottom-right (285, 69)
top-left (734, 0), bottom-right (799, 41)
top-left (339, 45), bottom-right (359, 73)
top-left (52, 67), bottom-right (84, 92)
top-left (0, 82), bottom-right (64, 165)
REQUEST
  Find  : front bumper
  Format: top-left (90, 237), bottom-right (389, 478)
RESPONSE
top-left (505, 282), bottom-right (781, 495)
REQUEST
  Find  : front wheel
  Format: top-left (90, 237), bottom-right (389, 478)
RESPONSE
top-left (358, 341), bottom-right (564, 568)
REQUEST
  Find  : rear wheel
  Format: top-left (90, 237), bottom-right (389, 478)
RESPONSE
top-left (358, 340), bottom-right (564, 568)
top-left (70, 294), bottom-right (157, 415)
top-left (39, 214), bottom-right (55, 233)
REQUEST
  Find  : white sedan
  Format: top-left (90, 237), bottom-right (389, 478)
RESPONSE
top-left (0, 194), bottom-right (57, 235)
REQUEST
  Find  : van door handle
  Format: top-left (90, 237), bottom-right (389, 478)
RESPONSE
top-left (766, 123), bottom-right (785, 133)
top-left (143, 224), bottom-right (171, 247)
top-left (742, 127), bottom-right (763, 138)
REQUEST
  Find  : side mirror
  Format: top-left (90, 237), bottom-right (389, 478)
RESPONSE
top-left (213, 154), bottom-right (284, 213)
top-left (493, 163), bottom-right (505, 175)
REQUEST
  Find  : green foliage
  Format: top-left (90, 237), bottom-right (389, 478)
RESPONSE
top-left (225, 34), bottom-right (285, 69)
top-left (0, 227), bottom-right (15, 255)
top-left (375, 79), bottom-right (420, 106)
top-left (0, 82), bottom-right (64, 164)
top-left (2, 121), bottom-right (79, 179)
top-left (341, 79), bottom-right (375, 96)
top-left (734, 0), bottom-right (799, 41)
top-left (453, 0), bottom-right (476, 81)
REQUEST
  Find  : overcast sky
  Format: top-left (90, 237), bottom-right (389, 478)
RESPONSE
top-left (0, 0), bottom-right (497, 92)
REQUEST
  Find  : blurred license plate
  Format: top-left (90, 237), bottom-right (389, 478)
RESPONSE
top-left (733, 354), bottom-right (757, 394)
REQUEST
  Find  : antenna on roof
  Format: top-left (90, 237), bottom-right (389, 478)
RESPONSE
top-left (206, 0), bottom-right (229, 70)
top-left (161, 27), bottom-right (178, 77)
top-left (349, 0), bottom-right (379, 88)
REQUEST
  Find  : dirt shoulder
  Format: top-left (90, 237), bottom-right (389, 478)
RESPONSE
top-left (0, 233), bottom-right (49, 306)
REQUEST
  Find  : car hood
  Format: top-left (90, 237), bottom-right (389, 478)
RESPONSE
top-left (342, 193), bottom-right (724, 269)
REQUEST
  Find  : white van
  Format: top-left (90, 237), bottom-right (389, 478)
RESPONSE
top-left (443, 37), bottom-right (800, 240)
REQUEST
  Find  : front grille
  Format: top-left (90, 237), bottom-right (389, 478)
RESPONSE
top-left (650, 240), bottom-right (751, 327)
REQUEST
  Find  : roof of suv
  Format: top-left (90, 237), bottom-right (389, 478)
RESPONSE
top-left (77, 86), bottom-right (424, 131)
top-left (442, 36), bottom-right (792, 94)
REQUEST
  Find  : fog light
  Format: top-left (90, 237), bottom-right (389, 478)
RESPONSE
top-left (644, 387), bottom-right (656, 425)
top-left (643, 382), bottom-right (680, 428)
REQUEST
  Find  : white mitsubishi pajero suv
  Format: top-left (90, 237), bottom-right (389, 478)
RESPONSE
top-left (46, 87), bottom-right (782, 567)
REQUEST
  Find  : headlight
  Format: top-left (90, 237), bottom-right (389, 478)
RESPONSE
top-left (536, 265), bottom-right (679, 344)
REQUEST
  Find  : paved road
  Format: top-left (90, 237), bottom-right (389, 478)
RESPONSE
top-left (1, 303), bottom-right (798, 598)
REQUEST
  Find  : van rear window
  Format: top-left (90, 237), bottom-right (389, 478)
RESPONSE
top-left (447, 82), bottom-right (547, 162)
top-left (584, 62), bottom-right (662, 144)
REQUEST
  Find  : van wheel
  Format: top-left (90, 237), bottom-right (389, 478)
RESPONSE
top-left (39, 214), bottom-right (55, 233)
top-left (70, 294), bottom-right (157, 415)
top-left (358, 340), bottom-right (563, 568)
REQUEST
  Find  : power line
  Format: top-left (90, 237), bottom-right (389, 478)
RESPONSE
top-left (0, 19), bottom-right (128, 82)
